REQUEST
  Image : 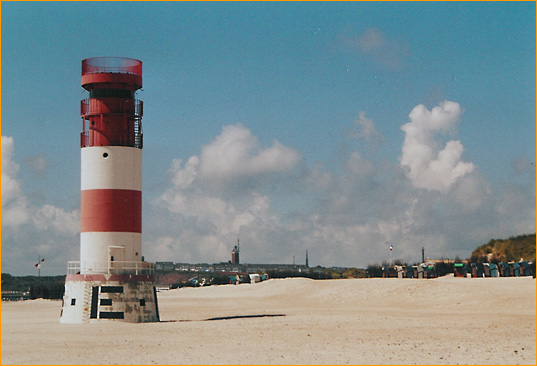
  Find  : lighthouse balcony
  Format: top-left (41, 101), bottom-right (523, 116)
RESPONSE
top-left (81, 98), bottom-right (143, 117)
top-left (67, 261), bottom-right (155, 276)
top-left (82, 57), bottom-right (142, 77)
top-left (80, 111), bottom-right (143, 148)
top-left (81, 57), bottom-right (143, 90)
top-left (80, 130), bottom-right (143, 149)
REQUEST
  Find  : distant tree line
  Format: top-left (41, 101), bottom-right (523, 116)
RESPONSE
top-left (29, 282), bottom-right (65, 299)
top-left (1, 273), bottom-right (65, 300)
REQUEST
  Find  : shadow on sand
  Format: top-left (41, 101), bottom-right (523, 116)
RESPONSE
top-left (160, 314), bottom-right (286, 323)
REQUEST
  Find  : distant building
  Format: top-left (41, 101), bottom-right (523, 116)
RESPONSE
top-left (155, 262), bottom-right (175, 271)
top-left (157, 239), bottom-right (312, 275)
top-left (156, 261), bottom-right (310, 275)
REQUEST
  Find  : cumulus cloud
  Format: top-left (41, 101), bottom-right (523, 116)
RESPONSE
top-left (2, 136), bottom-right (31, 227)
top-left (344, 28), bottom-right (410, 70)
top-left (1, 135), bottom-right (79, 275)
top-left (148, 187), bottom-right (280, 264)
top-left (143, 108), bottom-right (533, 268)
top-left (149, 119), bottom-right (420, 266)
top-left (197, 123), bottom-right (301, 181)
top-left (400, 101), bottom-right (475, 192)
top-left (33, 205), bottom-right (79, 236)
top-left (147, 124), bottom-right (297, 263)
top-left (2, 136), bottom-right (21, 204)
top-left (349, 111), bottom-right (384, 148)
top-left (166, 123), bottom-right (301, 197)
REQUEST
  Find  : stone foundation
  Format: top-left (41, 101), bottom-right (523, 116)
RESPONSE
top-left (60, 274), bottom-right (159, 323)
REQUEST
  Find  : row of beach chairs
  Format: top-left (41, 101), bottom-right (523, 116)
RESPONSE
top-left (454, 261), bottom-right (535, 278)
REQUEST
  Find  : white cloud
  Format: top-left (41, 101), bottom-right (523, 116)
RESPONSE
top-left (144, 109), bottom-right (533, 268)
top-left (197, 123), bottom-right (301, 181)
top-left (2, 136), bottom-right (21, 204)
top-left (2, 136), bottom-right (79, 232)
top-left (303, 163), bottom-right (333, 192)
top-left (33, 204), bottom-right (79, 236)
top-left (1, 135), bottom-right (80, 274)
top-left (170, 156), bottom-right (199, 190)
top-left (344, 28), bottom-right (410, 70)
top-left (400, 101), bottom-right (475, 192)
top-left (349, 111), bottom-right (384, 148)
top-left (2, 136), bottom-right (31, 227)
top-left (450, 172), bottom-right (492, 212)
top-left (149, 124), bottom-right (294, 263)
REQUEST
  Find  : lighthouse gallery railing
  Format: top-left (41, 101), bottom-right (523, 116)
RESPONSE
top-left (67, 261), bottom-right (155, 275)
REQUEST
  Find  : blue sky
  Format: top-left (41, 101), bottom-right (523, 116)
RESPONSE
top-left (2, 1), bottom-right (535, 275)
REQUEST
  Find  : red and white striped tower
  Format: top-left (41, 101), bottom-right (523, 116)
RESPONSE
top-left (61, 57), bottom-right (159, 323)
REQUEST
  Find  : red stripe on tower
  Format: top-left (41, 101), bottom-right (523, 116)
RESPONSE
top-left (81, 189), bottom-right (141, 233)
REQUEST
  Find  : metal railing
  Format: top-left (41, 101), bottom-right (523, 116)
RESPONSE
top-left (82, 57), bottom-right (142, 77)
top-left (80, 98), bottom-right (143, 117)
top-left (79, 97), bottom-right (143, 148)
top-left (67, 261), bottom-right (155, 275)
top-left (134, 131), bottom-right (143, 149)
top-left (80, 131), bottom-right (89, 148)
top-left (79, 126), bottom-right (143, 149)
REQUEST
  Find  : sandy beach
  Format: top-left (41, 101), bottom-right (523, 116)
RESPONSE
top-left (1, 275), bottom-right (535, 365)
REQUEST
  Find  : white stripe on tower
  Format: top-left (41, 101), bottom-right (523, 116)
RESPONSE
top-left (81, 147), bottom-right (141, 191)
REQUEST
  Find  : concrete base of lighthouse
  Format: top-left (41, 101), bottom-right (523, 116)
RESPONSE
top-left (60, 274), bottom-right (159, 324)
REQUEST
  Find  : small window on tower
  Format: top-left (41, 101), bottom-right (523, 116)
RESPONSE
top-left (139, 299), bottom-right (146, 306)
top-left (71, 299), bottom-right (76, 306)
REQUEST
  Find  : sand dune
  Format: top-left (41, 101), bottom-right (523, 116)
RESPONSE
top-left (1, 275), bottom-right (535, 365)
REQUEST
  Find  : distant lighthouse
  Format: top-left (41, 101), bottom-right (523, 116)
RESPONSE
top-left (60, 57), bottom-right (159, 323)
top-left (231, 239), bottom-right (240, 264)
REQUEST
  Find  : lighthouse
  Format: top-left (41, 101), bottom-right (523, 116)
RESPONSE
top-left (60, 57), bottom-right (159, 323)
